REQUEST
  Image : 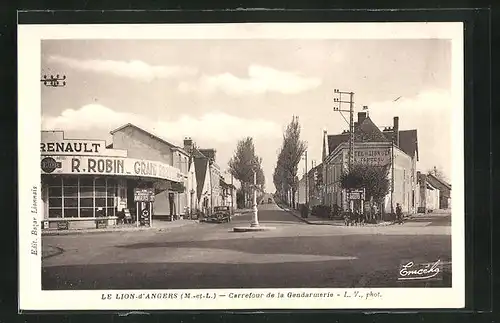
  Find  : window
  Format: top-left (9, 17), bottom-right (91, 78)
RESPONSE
top-left (46, 176), bottom-right (118, 218)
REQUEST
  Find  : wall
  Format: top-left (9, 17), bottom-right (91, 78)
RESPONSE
top-left (323, 142), bottom-right (417, 214)
top-left (112, 127), bottom-right (174, 165)
top-left (112, 127), bottom-right (182, 215)
top-left (390, 147), bottom-right (417, 214)
top-left (209, 162), bottom-right (222, 209)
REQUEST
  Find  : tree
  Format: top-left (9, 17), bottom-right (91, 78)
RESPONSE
top-left (229, 137), bottom-right (265, 207)
top-left (340, 163), bottom-right (391, 217)
top-left (427, 166), bottom-right (448, 182)
top-left (273, 116), bottom-right (307, 207)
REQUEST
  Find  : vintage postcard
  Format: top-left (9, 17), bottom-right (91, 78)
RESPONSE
top-left (18, 22), bottom-right (464, 311)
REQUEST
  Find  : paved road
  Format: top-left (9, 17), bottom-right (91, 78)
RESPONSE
top-left (42, 203), bottom-right (452, 290)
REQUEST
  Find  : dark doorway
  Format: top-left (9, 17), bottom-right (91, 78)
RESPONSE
top-left (169, 192), bottom-right (176, 216)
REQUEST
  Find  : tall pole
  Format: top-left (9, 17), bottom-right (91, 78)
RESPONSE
top-left (305, 151), bottom-right (308, 205)
top-left (334, 89), bottom-right (356, 212)
top-left (251, 169), bottom-right (259, 227)
top-left (348, 92), bottom-right (355, 171)
top-left (231, 174), bottom-right (234, 215)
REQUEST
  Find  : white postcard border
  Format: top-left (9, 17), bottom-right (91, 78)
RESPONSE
top-left (18, 22), bottom-right (465, 311)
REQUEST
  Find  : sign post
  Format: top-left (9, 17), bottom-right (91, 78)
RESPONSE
top-left (134, 188), bottom-right (155, 227)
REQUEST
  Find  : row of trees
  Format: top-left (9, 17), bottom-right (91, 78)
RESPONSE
top-left (228, 137), bottom-right (265, 208)
top-left (273, 116), bottom-right (307, 207)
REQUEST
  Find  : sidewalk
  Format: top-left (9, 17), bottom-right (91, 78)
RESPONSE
top-left (277, 204), bottom-right (344, 226)
top-left (278, 203), bottom-right (394, 227)
top-left (42, 219), bottom-right (199, 236)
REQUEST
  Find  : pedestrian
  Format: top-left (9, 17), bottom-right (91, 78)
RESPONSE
top-left (396, 203), bottom-right (403, 224)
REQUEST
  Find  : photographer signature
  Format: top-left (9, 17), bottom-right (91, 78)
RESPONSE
top-left (398, 260), bottom-right (441, 280)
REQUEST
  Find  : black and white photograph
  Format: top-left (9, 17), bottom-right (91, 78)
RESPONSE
top-left (19, 22), bottom-right (464, 310)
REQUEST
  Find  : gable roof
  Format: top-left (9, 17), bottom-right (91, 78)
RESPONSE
top-left (327, 117), bottom-right (389, 153)
top-left (427, 173), bottom-right (452, 190)
top-left (383, 129), bottom-right (419, 159)
top-left (194, 158), bottom-right (208, 200)
top-left (110, 123), bottom-right (189, 155)
top-left (327, 116), bottom-right (418, 160)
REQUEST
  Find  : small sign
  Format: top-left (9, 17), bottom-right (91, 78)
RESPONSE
top-left (41, 157), bottom-right (62, 173)
top-left (96, 219), bottom-right (107, 229)
top-left (57, 221), bottom-right (69, 230)
top-left (134, 188), bottom-right (155, 202)
top-left (348, 189), bottom-right (365, 200)
top-left (140, 208), bottom-right (151, 227)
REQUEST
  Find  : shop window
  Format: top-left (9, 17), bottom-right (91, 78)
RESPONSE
top-left (80, 198), bottom-right (93, 208)
top-left (64, 209), bottom-right (78, 218)
top-left (106, 207), bottom-right (115, 217)
top-left (95, 186), bottom-right (107, 197)
top-left (95, 198), bottom-right (107, 208)
top-left (80, 186), bottom-right (94, 198)
top-left (107, 178), bottom-right (116, 186)
top-left (49, 197), bottom-right (62, 208)
top-left (44, 176), bottom-right (62, 186)
top-left (64, 198), bottom-right (78, 207)
top-left (80, 177), bottom-right (94, 186)
top-left (95, 178), bottom-right (106, 186)
top-left (107, 187), bottom-right (116, 196)
top-left (64, 177), bottom-right (78, 186)
top-left (80, 208), bottom-right (94, 218)
top-left (107, 197), bottom-right (115, 207)
top-left (49, 187), bottom-right (62, 196)
top-left (64, 186), bottom-right (78, 197)
top-left (48, 208), bottom-right (63, 218)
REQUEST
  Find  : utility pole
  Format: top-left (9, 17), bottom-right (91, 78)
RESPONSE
top-left (250, 169), bottom-right (259, 227)
top-left (333, 89), bottom-right (355, 171)
top-left (334, 89), bottom-right (355, 211)
top-left (304, 150), bottom-right (308, 205)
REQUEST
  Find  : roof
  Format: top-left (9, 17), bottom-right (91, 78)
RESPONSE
top-left (328, 117), bottom-right (390, 153)
top-left (194, 158), bottom-right (208, 200)
top-left (383, 129), bottom-right (419, 160)
top-left (327, 116), bottom-right (418, 160)
top-left (110, 123), bottom-right (189, 155)
top-left (427, 174), bottom-right (452, 190)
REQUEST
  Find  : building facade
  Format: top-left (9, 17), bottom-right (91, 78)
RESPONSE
top-left (322, 112), bottom-right (419, 215)
top-left (110, 124), bottom-right (190, 218)
top-left (426, 174), bottom-right (451, 209)
top-left (417, 172), bottom-right (441, 213)
top-left (183, 139), bottom-right (223, 215)
top-left (40, 127), bottom-right (184, 229)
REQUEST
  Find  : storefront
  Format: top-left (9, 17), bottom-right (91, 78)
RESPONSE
top-left (41, 130), bottom-right (183, 230)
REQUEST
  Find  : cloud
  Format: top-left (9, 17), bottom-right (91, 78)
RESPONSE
top-left (47, 55), bottom-right (198, 82)
top-left (42, 104), bottom-right (282, 145)
top-left (178, 64), bottom-right (322, 95)
top-left (365, 90), bottom-right (454, 179)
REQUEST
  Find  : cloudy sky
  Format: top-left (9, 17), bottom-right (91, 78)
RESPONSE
top-left (41, 38), bottom-right (452, 191)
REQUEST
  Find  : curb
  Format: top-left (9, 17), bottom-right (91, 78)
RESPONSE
top-left (42, 221), bottom-right (199, 236)
top-left (42, 245), bottom-right (64, 259)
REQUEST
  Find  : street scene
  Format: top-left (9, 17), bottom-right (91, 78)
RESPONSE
top-left (42, 202), bottom-right (451, 290)
top-left (39, 34), bottom-right (454, 291)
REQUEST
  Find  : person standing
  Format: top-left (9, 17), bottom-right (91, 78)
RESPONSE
top-left (396, 203), bottom-right (403, 224)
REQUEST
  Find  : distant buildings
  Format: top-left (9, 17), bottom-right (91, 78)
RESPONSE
top-left (40, 124), bottom-right (239, 229)
top-left (293, 110), bottom-right (451, 216)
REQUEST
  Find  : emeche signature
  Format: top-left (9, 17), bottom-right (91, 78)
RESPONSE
top-left (398, 259), bottom-right (441, 280)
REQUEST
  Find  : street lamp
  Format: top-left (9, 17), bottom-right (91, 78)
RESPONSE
top-left (250, 168), bottom-right (260, 227)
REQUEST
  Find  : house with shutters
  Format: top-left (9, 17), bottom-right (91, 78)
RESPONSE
top-left (322, 111), bottom-right (419, 215)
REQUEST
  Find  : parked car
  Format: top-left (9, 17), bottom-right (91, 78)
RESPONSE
top-left (205, 206), bottom-right (231, 223)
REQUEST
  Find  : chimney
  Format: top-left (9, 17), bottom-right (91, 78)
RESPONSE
top-left (358, 112), bottom-right (367, 124)
top-left (183, 137), bottom-right (193, 152)
top-left (393, 116), bottom-right (399, 146)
